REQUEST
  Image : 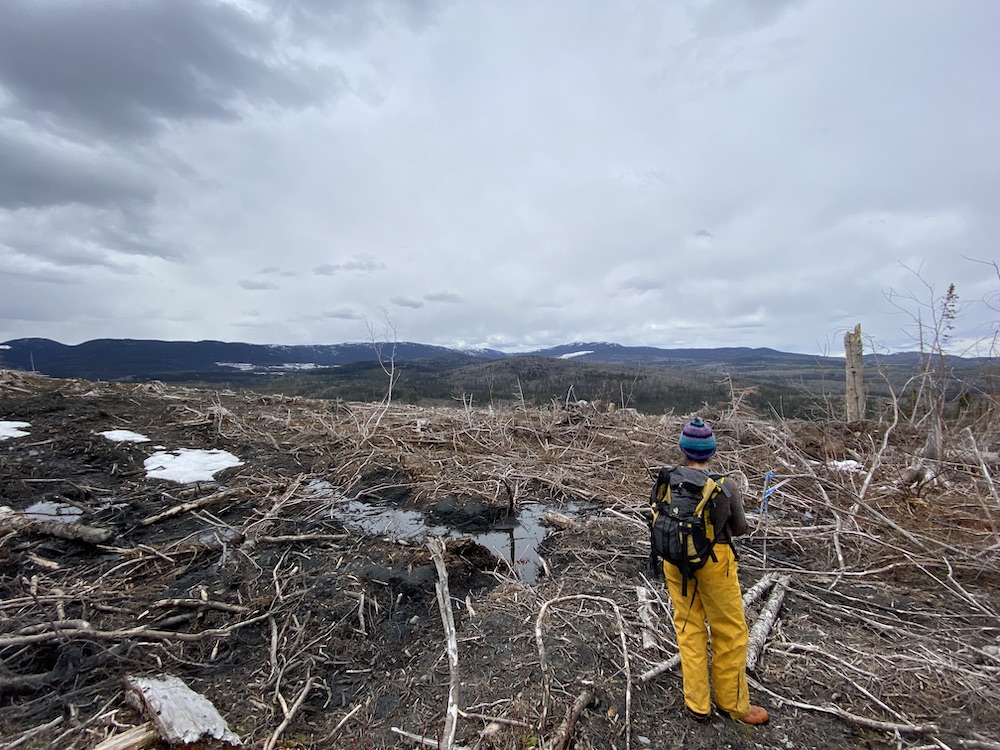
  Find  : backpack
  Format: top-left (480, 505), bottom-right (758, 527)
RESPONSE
top-left (648, 465), bottom-right (731, 597)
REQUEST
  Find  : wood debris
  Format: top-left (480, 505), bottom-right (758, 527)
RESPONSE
top-left (0, 369), bottom-right (998, 750)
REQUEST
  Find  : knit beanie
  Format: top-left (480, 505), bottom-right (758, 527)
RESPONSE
top-left (679, 417), bottom-right (717, 460)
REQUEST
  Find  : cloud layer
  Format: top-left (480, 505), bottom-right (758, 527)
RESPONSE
top-left (1, 0), bottom-right (997, 355)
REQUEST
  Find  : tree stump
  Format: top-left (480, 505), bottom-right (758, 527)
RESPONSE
top-left (844, 323), bottom-right (866, 422)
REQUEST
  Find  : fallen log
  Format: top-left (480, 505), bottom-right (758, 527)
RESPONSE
top-left (124, 673), bottom-right (243, 748)
top-left (0, 506), bottom-right (112, 544)
top-left (746, 575), bottom-right (791, 671)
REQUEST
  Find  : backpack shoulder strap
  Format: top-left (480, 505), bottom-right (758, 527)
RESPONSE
top-left (707, 473), bottom-right (731, 498)
top-left (651, 465), bottom-right (677, 504)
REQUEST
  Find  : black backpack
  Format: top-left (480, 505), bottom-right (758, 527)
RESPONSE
top-left (648, 465), bottom-right (731, 597)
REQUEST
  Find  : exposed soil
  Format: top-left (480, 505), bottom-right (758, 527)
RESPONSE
top-left (1, 370), bottom-right (998, 749)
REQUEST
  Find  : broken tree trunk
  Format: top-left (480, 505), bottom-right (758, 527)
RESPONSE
top-left (844, 324), bottom-right (866, 422)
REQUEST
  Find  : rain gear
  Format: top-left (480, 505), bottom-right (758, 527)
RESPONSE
top-left (664, 543), bottom-right (749, 718)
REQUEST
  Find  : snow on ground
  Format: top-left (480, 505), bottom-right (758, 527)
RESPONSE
top-left (143, 448), bottom-right (243, 483)
top-left (0, 421), bottom-right (30, 440)
top-left (99, 429), bottom-right (151, 443)
top-left (5, 418), bottom-right (240, 482)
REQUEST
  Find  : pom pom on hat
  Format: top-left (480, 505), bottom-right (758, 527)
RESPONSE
top-left (679, 417), bottom-right (717, 460)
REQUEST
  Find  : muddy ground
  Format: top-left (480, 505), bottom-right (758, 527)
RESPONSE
top-left (1, 371), bottom-right (998, 749)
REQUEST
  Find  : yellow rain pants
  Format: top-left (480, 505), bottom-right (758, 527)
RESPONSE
top-left (663, 543), bottom-right (749, 718)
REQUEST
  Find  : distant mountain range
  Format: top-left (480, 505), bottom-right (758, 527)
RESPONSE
top-left (0, 337), bottom-right (985, 382)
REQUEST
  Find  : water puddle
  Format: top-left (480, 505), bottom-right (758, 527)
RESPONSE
top-left (23, 501), bottom-right (85, 524)
top-left (310, 480), bottom-right (589, 583)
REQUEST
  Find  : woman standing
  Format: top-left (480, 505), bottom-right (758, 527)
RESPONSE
top-left (658, 417), bottom-right (769, 725)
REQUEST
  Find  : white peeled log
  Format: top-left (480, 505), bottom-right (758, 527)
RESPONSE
top-left (635, 586), bottom-right (660, 651)
top-left (124, 674), bottom-right (242, 748)
top-left (746, 575), bottom-right (791, 672)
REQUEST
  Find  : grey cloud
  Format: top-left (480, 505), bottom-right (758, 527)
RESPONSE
top-left (313, 256), bottom-right (386, 275)
top-left (1, 205), bottom-right (179, 264)
top-left (0, 266), bottom-right (73, 285)
top-left (260, 267), bottom-right (296, 277)
top-left (0, 133), bottom-right (154, 209)
top-left (424, 292), bottom-right (462, 303)
top-left (619, 278), bottom-right (663, 295)
top-left (238, 279), bottom-right (280, 291)
top-left (0, 0), bottom-right (344, 141)
top-left (391, 297), bottom-right (424, 309)
top-left (693, 0), bottom-right (803, 37)
top-left (695, 229), bottom-right (714, 239)
top-left (279, 0), bottom-right (441, 40)
top-left (322, 307), bottom-right (364, 320)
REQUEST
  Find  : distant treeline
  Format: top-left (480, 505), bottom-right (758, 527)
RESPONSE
top-left (165, 355), bottom-right (925, 420)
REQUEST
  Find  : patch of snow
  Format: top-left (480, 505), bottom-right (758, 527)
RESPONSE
top-left (829, 459), bottom-right (864, 472)
top-left (0, 421), bottom-right (30, 440)
top-left (217, 362), bottom-right (256, 371)
top-left (0, 344), bottom-right (10, 350)
top-left (217, 361), bottom-right (322, 372)
top-left (558, 350), bottom-right (594, 359)
top-left (144, 448), bottom-right (243, 484)
top-left (99, 429), bottom-right (151, 443)
top-left (280, 362), bottom-right (319, 370)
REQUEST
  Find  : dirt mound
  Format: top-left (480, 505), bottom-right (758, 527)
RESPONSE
top-left (1, 371), bottom-right (998, 749)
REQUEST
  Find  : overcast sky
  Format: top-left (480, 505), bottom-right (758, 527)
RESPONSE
top-left (1, 0), bottom-right (997, 356)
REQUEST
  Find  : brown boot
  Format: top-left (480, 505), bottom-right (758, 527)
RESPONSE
top-left (733, 705), bottom-right (769, 725)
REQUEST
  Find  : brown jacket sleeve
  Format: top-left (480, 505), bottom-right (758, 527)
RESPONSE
top-left (711, 477), bottom-right (748, 541)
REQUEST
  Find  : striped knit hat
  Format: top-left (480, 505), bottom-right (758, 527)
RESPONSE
top-left (679, 417), bottom-right (717, 460)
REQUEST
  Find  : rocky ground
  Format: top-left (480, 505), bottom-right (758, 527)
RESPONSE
top-left (0, 370), bottom-right (998, 750)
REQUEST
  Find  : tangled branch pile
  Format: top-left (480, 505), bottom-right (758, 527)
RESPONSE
top-left (0, 370), bottom-right (998, 750)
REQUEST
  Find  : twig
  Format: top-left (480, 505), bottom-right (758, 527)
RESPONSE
top-left (536, 595), bottom-right (632, 750)
top-left (331, 704), bottom-right (363, 735)
top-left (0, 612), bottom-right (270, 648)
top-left (0, 715), bottom-right (65, 750)
top-left (638, 654), bottom-right (681, 683)
top-left (390, 726), bottom-right (471, 749)
top-left (962, 427), bottom-right (1000, 537)
top-left (140, 487), bottom-right (247, 526)
top-left (551, 687), bottom-right (595, 750)
top-left (262, 676), bottom-right (315, 750)
top-left (747, 675), bottom-right (939, 734)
